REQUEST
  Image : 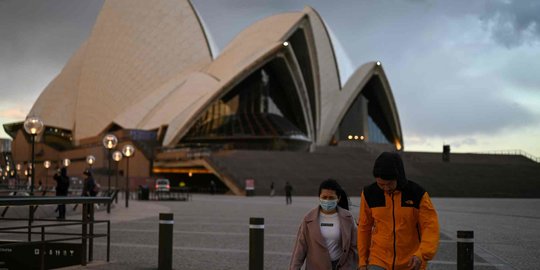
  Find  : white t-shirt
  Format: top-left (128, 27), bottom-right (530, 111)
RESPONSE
top-left (319, 211), bottom-right (342, 261)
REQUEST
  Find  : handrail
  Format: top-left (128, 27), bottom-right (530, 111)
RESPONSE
top-left (0, 196), bottom-right (112, 206)
top-left (0, 196), bottom-right (112, 269)
top-left (471, 149), bottom-right (540, 163)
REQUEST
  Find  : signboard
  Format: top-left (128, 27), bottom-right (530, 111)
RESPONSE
top-left (245, 179), bottom-right (255, 190)
top-left (0, 241), bottom-right (82, 270)
top-left (245, 179), bottom-right (255, 196)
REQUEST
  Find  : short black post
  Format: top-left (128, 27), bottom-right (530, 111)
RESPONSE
top-left (89, 203), bottom-right (95, 262)
top-left (81, 204), bottom-right (88, 266)
top-left (158, 213), bottom-right (174, 270)
top-left (457, 230), bottom-right (474, 270)
top-left (249, 217), bottom-right (264, 270)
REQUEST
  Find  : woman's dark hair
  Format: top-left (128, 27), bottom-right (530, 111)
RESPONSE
top-left (319, 179), bottom-right (349, 210)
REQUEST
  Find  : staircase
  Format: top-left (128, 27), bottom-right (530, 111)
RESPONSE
top-left (207, 147), bottom-right (540, 197)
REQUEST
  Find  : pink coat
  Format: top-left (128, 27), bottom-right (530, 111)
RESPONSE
top-left (289, 206), bottom-right (358, 270)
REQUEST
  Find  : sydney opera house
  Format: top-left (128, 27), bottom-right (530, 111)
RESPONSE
top-left (3, 0), bottom-right (403, 195)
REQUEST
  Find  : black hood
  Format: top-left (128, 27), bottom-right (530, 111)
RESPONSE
top-left (372, 152), bottom-right (408, 189)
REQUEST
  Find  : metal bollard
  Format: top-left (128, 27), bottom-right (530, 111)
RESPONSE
top-left (158, 213), bottom-right (174, 270)
top-left (457, 230), bottom-right (474, 270)
top-left (249, 217), bottom-right (264, 270)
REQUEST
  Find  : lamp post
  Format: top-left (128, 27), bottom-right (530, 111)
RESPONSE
top-left (122, 144), bottom-right (135, 208)
top-left (16, 163), bottom-right (22, 188)
top-left (112, 150), bottom-right (122, 203)
top-left (43, 160), bottom-right (51, 191)
top-left (102, 134), bottom-right (118, 193)
top-left (103, 134), bottom-right (118, 213)
top-left (62, 158), bottom-right (71, 168)
top-left (23, 116), bottom-right (44, 195)
top-left (86, 155), bottom-right (96, 169)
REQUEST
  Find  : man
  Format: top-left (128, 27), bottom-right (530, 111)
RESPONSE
top-left (270, 181), bottom-right (275, 197)
top-left (285, 182), bottom-right (293, 205)
top-left (53, 167), bottom-right (70, 220)
top-left (210, 180), bottom-right (216, 195)
top-left (82, 169), bottom-right (98, 197)
top-left (358, 152), bottom-right (439, 270)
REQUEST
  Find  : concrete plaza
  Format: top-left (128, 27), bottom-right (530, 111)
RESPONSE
top-left (53, 195), bottom-right (538, 270)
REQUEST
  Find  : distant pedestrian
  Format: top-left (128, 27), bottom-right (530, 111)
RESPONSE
top-left (289, 179), bottom-right (358, 270)
top-left (210, 180), bottom-right (216, 195)
top-left (53, 167), bottom-right (70, 220)
top-left (285, 182), bottom-right (293, 205)
top-left (270, 181), bottom-right (275, 197)
top-left (358, 152), bottom-right (440, 270)
top-left (82, 169), bottom-right (98, 197)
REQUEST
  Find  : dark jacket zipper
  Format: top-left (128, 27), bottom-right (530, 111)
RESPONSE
top-left (392, 192), bottom-right (396, 270)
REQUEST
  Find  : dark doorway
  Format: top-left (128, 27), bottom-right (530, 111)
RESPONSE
top-left (152, 172), bottom-right (228, 194)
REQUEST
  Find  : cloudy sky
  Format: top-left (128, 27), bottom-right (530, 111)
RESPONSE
top-left (1, 0), bottom-right (539, 157)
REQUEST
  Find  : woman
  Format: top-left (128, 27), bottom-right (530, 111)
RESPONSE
top-left (289, 179), bottom-right (358, 270)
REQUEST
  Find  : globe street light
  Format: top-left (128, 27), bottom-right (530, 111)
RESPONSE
top-left (122, 144), bottom-right (135, 208)
top-left (86, 155), bottom-right (96, 168)
top-left (24, 116), bottom-right (44, 195)
top-left (103, 134), bottom-right (118, 213)
top-left (102, 134), bottom-right (118, 193)
top-left (43, 160), bottom-right (51, 192)
top-left (112, 150), bottom-right (122, 203)
top-left (62, 158), bottom-right (71, 168)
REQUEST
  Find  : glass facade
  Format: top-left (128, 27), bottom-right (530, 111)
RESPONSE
top-left (336, 76), bottom-right (395, 146)
top-left (337, 93), bottom-right (366, 141)
top-left (181, 58), bottom-right (310, 151)
top-left (368, 115), bottom-right (391, 144)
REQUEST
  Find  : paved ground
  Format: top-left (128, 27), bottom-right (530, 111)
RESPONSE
top-left (3, 195), bottom-right (540, 269)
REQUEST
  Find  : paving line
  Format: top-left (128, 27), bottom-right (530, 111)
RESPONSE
top-left (120, 216), bottom-right (302, 223)
top-left (107, 220), bottom-right (300, 228)
top-left (107, 228), bottom-right (296, 238)
top-left (93, 242), bottom-right (505, 267)
top-left (429, 260), bottom-right (506, 267)
top-left (93, 242), bottom-right (290, 256)
top-left (438, 209), bottom-right (540, 220)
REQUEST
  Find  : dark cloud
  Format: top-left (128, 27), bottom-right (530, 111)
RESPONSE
top-left (480, 0), bottom-right (540, 48)
top-left (497, 50), bottom-right (540, 92)
top-left (399, 87), bottom-right (538, 137)
top-left (0, 0), bottom-right (103, 102)
top-left (393, 52), bottom-right (540, 137)
top-left (1, 0), bottom-right (539, 149)
top-left (449, 138), bottom-right (478, 148)
top-left (192, 0), bottom-right (304, 50)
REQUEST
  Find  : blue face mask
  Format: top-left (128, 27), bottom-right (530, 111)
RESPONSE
top-left (320, 199), bottom-right (338, 211)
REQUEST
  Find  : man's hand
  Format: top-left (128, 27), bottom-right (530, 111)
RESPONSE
top-left (407, 255), bottom-right (422, 270)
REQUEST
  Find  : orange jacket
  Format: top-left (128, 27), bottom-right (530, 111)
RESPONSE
top-left (358, 181), bottom-right (439, 270)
